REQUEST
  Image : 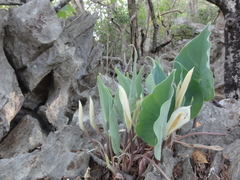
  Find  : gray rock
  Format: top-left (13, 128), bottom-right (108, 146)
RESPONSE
top-left (4, 0), bottom-right (63, 91)
top-left (0, 9), bottom-right (24, 140)
top-left (177, 101), bottom-right (239, 152)
top-left (0, 124), bottom-right (100, 179)
top-left (36, 12), bottom-right (99, 131)
top-left (158, 149), bottom-right (177, 178)
top-left (5, 0), bottom-right (62, 69)
top-left (0, 115), bottom-right (46, 158)
top-left (178, 155), bottom-right (198, 180)
top-left (143, 149), bottom-right (176, 180)
top-left (144, 172), bottom-right (160, 180)
top-left (0, 0), bottom-right (22, 5)
top-left (225, 139), bottom-right (240, 180)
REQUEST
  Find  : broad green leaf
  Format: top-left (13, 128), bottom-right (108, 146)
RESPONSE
top-left (184, 79), bottom-right (204, 118)
top-left (109, 107), bottom-right (121, 155)
top-left (145, 73), bottom-right (155, 94)
top-left (97, 76), bottom-right (113, 133)
top-left (153, 95), bottom-right (174, 160)
top-left (173, 23), bottom-right (214, 101)
top-left (151, 60), bottom-right (167, 85)
top-left (115, 68), bottom-right (131, 95)
top-left (136, 70), bottom-right (175, 146)
top-left (145, 57), bottom-right (166, 94)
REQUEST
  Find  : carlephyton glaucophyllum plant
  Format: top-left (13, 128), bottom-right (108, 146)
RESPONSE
top-left (78, 23), bottom-right (223, 179)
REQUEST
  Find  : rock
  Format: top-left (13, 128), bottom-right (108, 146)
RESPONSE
top-left (143, 149), bottom-right (176, 180)
top-left (144, 172), bottom-right (159, 180)
top-left (210, 29), bottom-right (225, 95)
top-left (158, 149), bottom-right (177, 178)
top-left (0, 124), bottom-right (101, 179)
top-left (0, 115), bottom-right (46, 158)
top-left (0, 0), bottom-right (22, 5)
top-left (225, 139), bottom-right (240, 180)
top-left (4, 0), bottom-right (63, 91)
top-left (37, 12), bottom-right (99, 131)
top-left (0, 9), bottom-right (24, 140)
top-left (178, 156), bottom-right (198, 180)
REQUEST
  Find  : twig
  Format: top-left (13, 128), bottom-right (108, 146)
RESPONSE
top-left (176, 132), bottom-right (226, 141)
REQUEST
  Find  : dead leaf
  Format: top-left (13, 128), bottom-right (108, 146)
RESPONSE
top-left (222, 153), bottom-right (230, 160)
top-left (192, 149), bottom-right (208, 164)
top-left (196, 122), bottom-right (202, 127)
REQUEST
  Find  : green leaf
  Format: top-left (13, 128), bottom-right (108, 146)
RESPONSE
top-left (114, 89), bottom-right (124, 123)
top-left (153, 95), bottom-right (173, 160)
top-left (129, 66), bottom-right (144, 113)
top-left (109, 107), bottom-right (121, 155)
top-left (115, 68), bottom-right (131, 95)
top-left (98, 75), bottom-right (120, 155)
top-left (67, 4), bottom-right (75, 12)
top-left (128, 45), bottom-right (144, 113)
top-left (136, 70), bottom-right (175, 146)
top-left (97, 76), bottom-right (114, 133)
top-left (173, 23), bottom-right (214, 101)
top-left (184, 78), bottom-right (204, 119)
top-left (151, 60), bottom-right (167, 85)
top-left (57, 11), bottom-right (66, 19)
top-left (145, 73), bottom-right (155, 94)
top-left (145, 57), bottom-right (166, 94)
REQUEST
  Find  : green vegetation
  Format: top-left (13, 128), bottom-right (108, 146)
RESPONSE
top-left (79, 24), bottom-right (215, 178)
top-left (54, 0), bottom-right (218, 60)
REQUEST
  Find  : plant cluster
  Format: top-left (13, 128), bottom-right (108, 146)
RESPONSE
top-left (78, 24), bottom-right (216, 179)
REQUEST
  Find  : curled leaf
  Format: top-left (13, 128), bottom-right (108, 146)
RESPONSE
top-left (132, 94), bottom-right (143, 126)
top-left (118, 85), bottom-right (132, 132)
top-left (163, 106), bottom-right (191, 140)
top-left (175, 68), bottom-right (194, 109)
top-left (89, 97), bottom-right (97, 130)
top-left (78, 100), bottom-right (85, 131)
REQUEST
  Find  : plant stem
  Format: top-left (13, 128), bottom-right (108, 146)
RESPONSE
top-left (176, 132), bottom-right (226, 141)
top-left (134, 154), bottom-right (170, 180)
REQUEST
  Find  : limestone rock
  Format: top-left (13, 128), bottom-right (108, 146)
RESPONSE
top-left (0, 9), bottom-right (24, 140)
top-left (0, 115), bottom-right (46, 158)
top-left (38, 12), bottom-right (99, 131)
top-left (4, 0), bottom-right (63, 91)
top-left (0, 124), bottom-right (100, 179)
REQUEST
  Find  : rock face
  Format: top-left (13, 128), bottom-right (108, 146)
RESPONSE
top-left (0, 9), bottom-right (24, 140)
top-left (0, 0), bottom-right (103, 179)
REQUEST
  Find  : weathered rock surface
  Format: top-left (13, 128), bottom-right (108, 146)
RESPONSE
top-left (0, 115), bottom-right (46, 158)
top-left (0, 9), bottom-right (24, 140)
top-left (4, 0), bottom-right (63, 91)
top-left (0, 124), bottom-right (100, 179)
top-left (0, 0), bottom-right (103, 179)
